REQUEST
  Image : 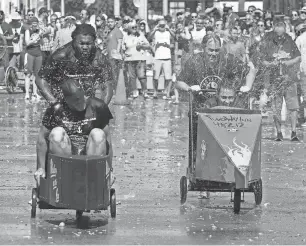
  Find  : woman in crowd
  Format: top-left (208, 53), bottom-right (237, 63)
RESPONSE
top-left (264, 18), bottom-right (273, 32)
top-left (122, 21), bottom-right (151, 99)
top-left (24, 17), bottom-right (42, 101)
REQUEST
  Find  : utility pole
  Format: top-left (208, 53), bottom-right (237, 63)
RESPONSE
top-left (114, 0), bottom-right (120, 16)
top-left (238, 0), bottom-right (245, 12)
top-left (61, 0), bottom-right (64, 16)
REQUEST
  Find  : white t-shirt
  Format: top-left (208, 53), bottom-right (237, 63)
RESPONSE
top-left (191, 29), bottom-right (206, 44)
top-left (296, 32), bottom-right (306, 73)
top-left (154, 31), bottom-right (171, 60)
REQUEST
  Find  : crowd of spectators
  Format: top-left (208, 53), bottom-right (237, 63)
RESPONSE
top-left (1, 4), bottom-right (306, 140)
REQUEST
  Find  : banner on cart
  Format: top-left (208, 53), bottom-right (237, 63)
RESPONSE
top-left (195, 111), bottom-right (261, 184)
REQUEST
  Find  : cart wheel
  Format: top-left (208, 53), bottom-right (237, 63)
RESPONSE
top-left (76, 210), bottom-right (83, 220)
top-left (233, 189), bottom-right (241, 214)
top-left (180, 176), bottom-right (187, 204)
top-left (110, 188), bottom-right (116, 218)
top-left (5, 67), bottom-right (17, 94)
top-left (254, 179), bottom-right (263, 205)
top-left (31, 188), bottom-right (37, 218)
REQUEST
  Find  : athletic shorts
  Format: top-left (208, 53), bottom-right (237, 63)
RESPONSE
top-left (24, 53), bottom-right (42, 75)
top-left (153, 59), bottom-right (172, 80)
top-left (271, 82), bottom-right (299, 117)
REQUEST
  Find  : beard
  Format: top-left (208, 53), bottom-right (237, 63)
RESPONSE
top-left (205, 52), bottom-right (220, 64)
top-left (73, 43), bottom-right (96, 63)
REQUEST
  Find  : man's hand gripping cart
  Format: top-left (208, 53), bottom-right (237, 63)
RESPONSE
top-left (180, 89), bottom-right (263, 214)
top-left (31, 118), bottom-right (116, 220)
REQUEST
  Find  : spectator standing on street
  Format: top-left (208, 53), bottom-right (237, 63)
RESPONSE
top-left (122, 21), bottom-right (150, 99)
top-left (24, 17), bottom-right (42, 101)
top-left (149, 19), bottom-right (175, 99)
top-left (224, 26), bottom-right (246, 62)
top-left (38, 7), bottom-right (53, 66)
top-left (0, 10), bottom-right (14, 71)
top-left (295, 23), bottom-right (306, 125)
top-left (260, 21), bottom-right (301, 141)
top-left (95, 14), bottom-right (109, 55)
top-left (191, 18), bottom-right (206, 54)
top-left (9, 12), bottom-right (23, 69)
top-left (107, 15), bottom-right (123, 91)
top-left (299, 7), bottom-right (306, 23)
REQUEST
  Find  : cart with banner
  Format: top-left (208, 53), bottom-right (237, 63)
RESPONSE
top-left (180, 89), bottom-right (263, 214)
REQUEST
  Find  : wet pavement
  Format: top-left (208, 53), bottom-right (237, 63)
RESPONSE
top-left (1, 93), bottom-right (306, 244)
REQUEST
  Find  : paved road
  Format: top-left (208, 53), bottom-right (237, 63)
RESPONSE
top-left (0, 93), bottom-right (306, 245)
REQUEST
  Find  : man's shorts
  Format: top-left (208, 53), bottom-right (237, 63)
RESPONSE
top-left (69, 135), bottom-right (110, 156)
top-left (299, 72), bottom-right (306, 97)
top-left (153, 59), bottom-right (172, 80)
top-left (271, 82), bottom-right (299, 117)
top-left (24, 53), bottom-right (43, 75)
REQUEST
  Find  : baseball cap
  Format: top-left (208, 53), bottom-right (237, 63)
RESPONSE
top-left (11, 12), bottom-right (22, 20)
top-left (38, 7), bottom-right (48, 16)
top-left (300, 7), bottom-right (306, 12)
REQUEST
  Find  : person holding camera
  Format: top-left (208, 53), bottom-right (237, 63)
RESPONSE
top-left (24, 17), bottom-right (43, 101)
top-left (148, 19), bottom-right (175, 99)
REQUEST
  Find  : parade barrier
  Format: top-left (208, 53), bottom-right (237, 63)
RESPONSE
top-left (113, 67), bottom-right (130, 105)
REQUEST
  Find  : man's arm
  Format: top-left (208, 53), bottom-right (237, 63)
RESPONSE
top-left (35, 76), bottom-right (57, 104)
top-left (102, 124), bottom-right (113, 170)
top-left (244, 61), bottom-right (257, 90)
top-left (104, 80), bottom-right (113, 105)
top-left (282, 56), bottom-right (301, 67)
top-left (176, 81), bottom-right (191, 91)
top-left (148, 25), bottom-right (158, 40)
top-left (117, 38), bottom-right (123, 53)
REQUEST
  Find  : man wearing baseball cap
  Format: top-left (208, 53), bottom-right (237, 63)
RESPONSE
top-left (38, 7), bottom-right (52, 66)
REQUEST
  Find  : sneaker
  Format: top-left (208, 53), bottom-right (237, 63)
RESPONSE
top-left (275, 132), bottom-right (283, 141)
top-left (25, 94), bottom-right (30, 100)
top-left (291, 131), bottom-right (299, 142)
top-left (301, 122), bottom-right (306, 128)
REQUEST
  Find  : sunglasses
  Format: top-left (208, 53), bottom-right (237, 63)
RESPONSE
top-left (208, 48), bottom-right (220, 52)
top-left (131, 26), bottom-right (137, 29)
top-left (159, 24), bottom-right (166, 28)
top-left (191, 16), bottom-right (197, 18)
top-left (258, 24), bottom-right (264, 27)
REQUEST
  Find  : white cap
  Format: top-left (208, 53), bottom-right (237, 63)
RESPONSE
top-left (11, 12), bottom-right (22, 20)
top-left (300, 6), bottom-right (306, 12)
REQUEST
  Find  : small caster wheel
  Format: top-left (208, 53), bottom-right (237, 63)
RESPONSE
top-left (31, 188), bottom-right (37, 218)
top-left (233, 189), bottom-right (241, 214)
top-left (180, 176), bottom-right (187, 204)
top-left (110, 188), bottom-right (116, 218)
top-left (76, 210), bottom-right (83, 220)
top-left (254, 179), bottom-right (263, 205)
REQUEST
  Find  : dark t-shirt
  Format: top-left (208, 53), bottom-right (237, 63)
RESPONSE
top-left (41, 42), bottom-right (113, 130)
top-left (55, 97), bottom-right (113, 136)
top-left (25, 28), bottom-right (42, 57)
top-left (259, 32), bottom-right (301, 80)
top-left (1, 22), bottom-right (13, 46)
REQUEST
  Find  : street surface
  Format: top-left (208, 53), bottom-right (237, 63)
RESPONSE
top-left (1, 93), bottom-right (306, 244)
